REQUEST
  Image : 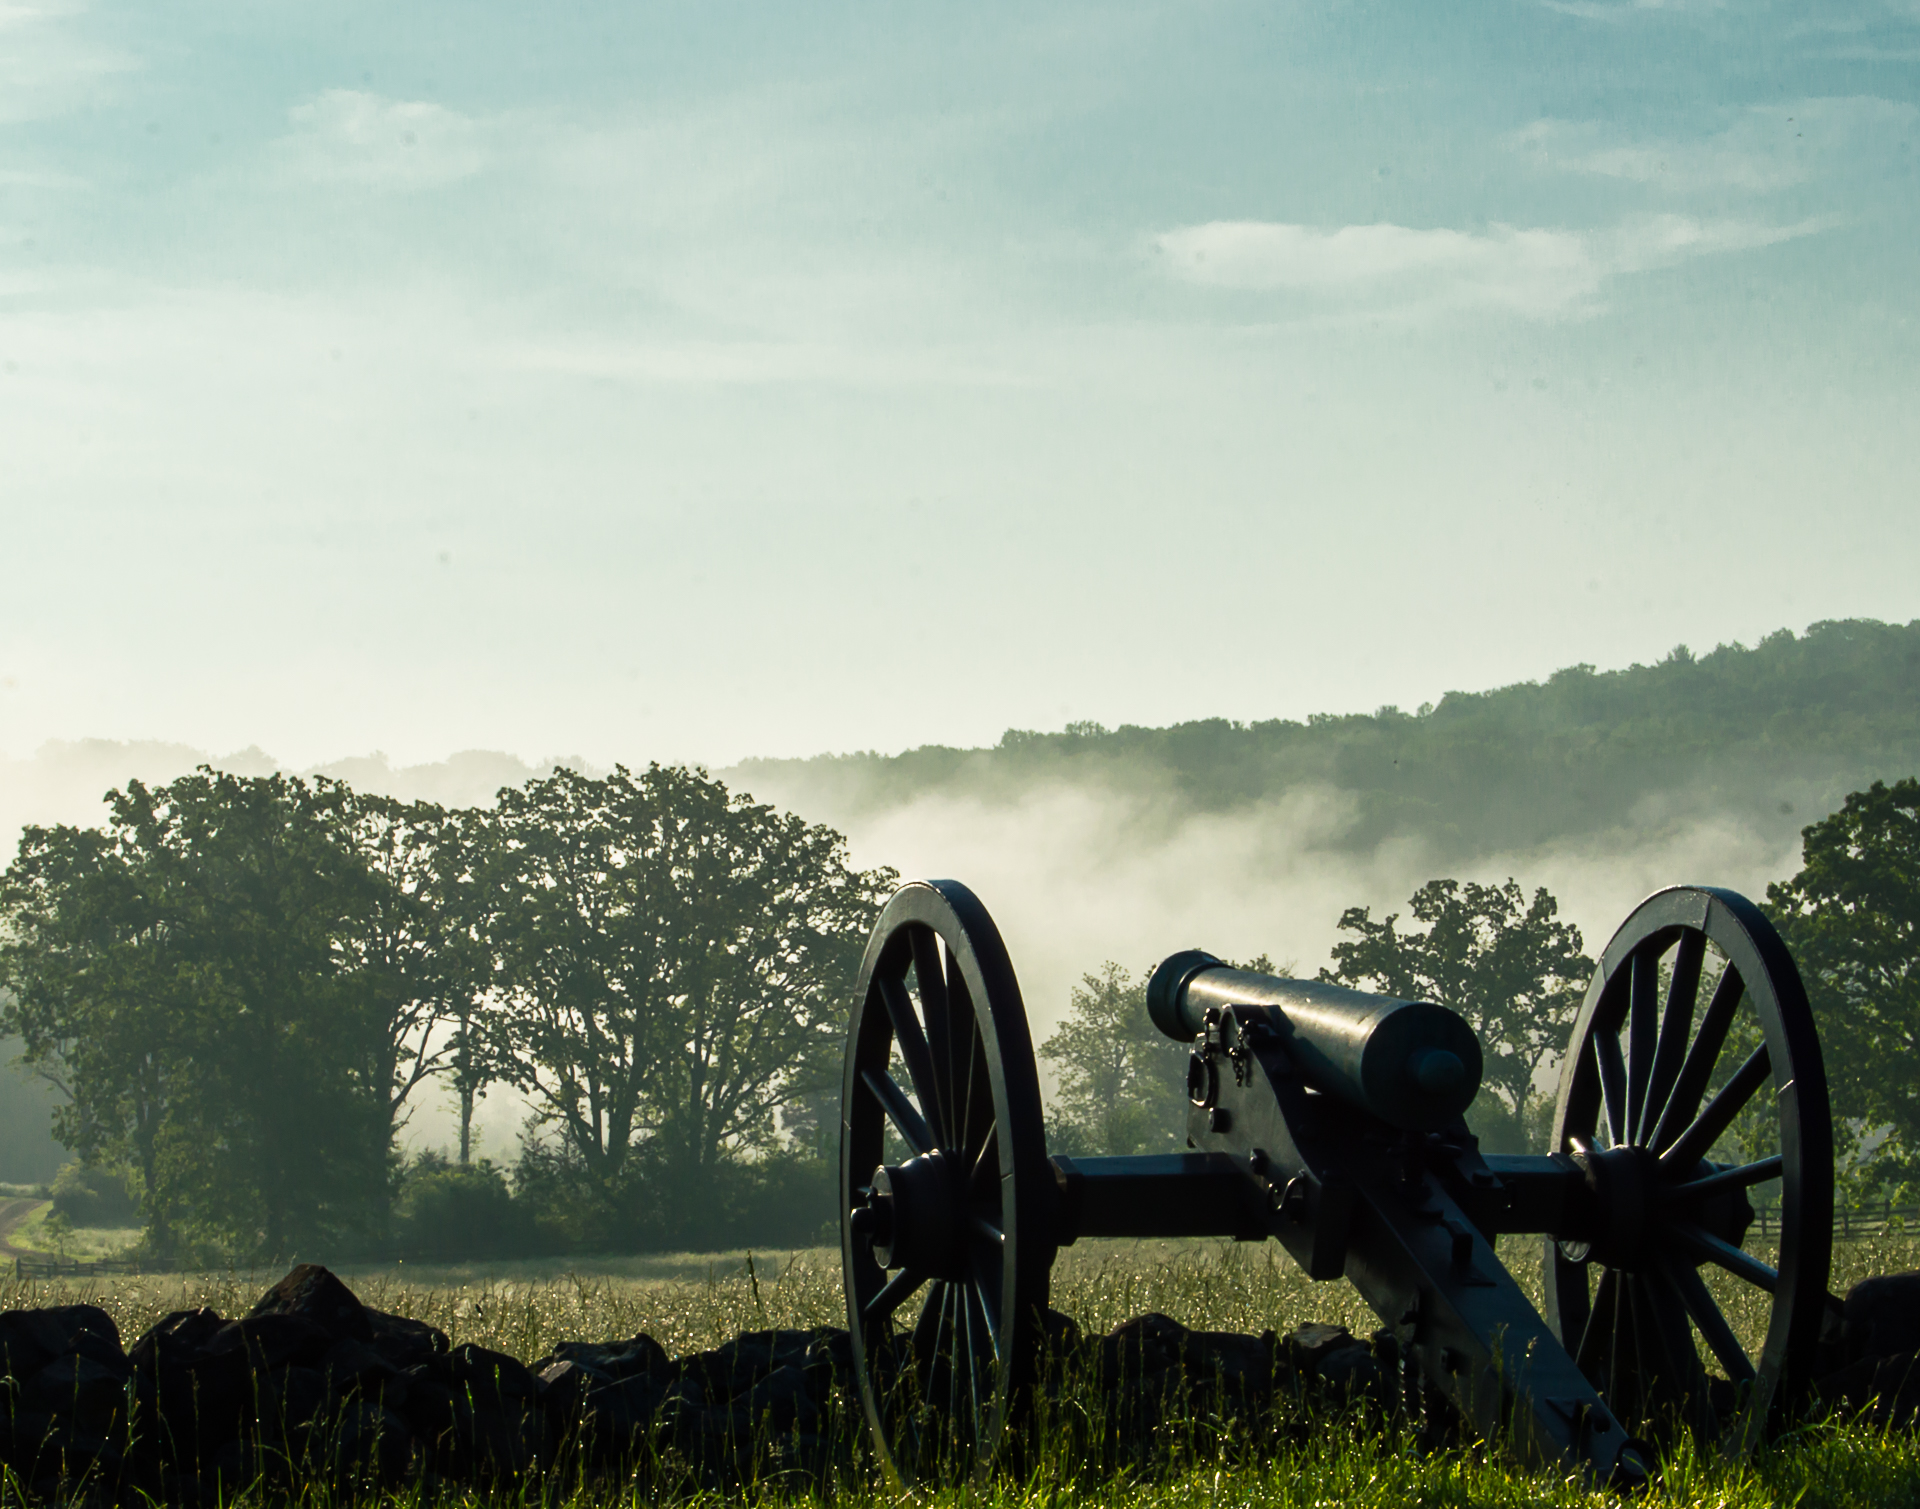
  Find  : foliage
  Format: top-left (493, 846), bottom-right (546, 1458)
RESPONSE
top-left (475, 764), bottom-right (895, 1247)
top-left (1322, 878), bottom-right (1590, 1146)
top-left (1769, 777), bottom-right (1920, 1171)
top-left (391, 1151), bottom-right (528, 1260)
top-left (736, 618), bottom-right (1920, 866)
top-left (48, 1160), bottom-right (138, 1228)
top-left (1041, 956), bottom-right (1277, 1156)
top-left (0, 771), bottom-right (397, 1258)
top-left (1040, 963), bottom-right (1197, 1156)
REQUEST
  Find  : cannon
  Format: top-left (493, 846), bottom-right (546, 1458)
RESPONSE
top-left (839, 880), bottom-right (1834, 1486)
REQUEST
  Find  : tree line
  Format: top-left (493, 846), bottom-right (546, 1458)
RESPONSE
top-left (0, 764), bottom-right (895, 1262)
top-left (1044, 775), bottom-right (1920, 1195)
top-left (738, 618), bottom-right (1920, 867)
top-left (6, 759), bottom-right (1918, 1261)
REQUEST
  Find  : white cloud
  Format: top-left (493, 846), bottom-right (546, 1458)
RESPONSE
top-left (277, 90), bottom-right (488, 190)
top-left (1152, 214), bottom-right (1824, 319)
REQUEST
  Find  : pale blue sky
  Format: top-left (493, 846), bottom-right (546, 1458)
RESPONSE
top-left (3, 0), bottom-right (1917, 767)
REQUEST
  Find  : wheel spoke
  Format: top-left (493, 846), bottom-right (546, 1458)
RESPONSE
top-left (1660, 1044), bottom-right (1771, 1171)
top-left (1650, 964), bottom-right (1744, 1154)
top-left (945, 1279), bottom-right (964, 1447)
top-left (1640, 931), bottom-right (1705, 1146)
top-left (910, 926), bottom-right (955, 1142)
top-left (1673, 1223), bottom-right (1777, 1292)
top-left (1663, 1154), bottom-right (1783, 1201)
top-left (960, 1016), bottom-right (996, 1163)
top-left (1661, 1258), bottom-right (1756, 1383)
top-left (877, 974), bottom-right (945, 1144)
top-left (913, 1279), bottom-right (949, 1407)
top-left (863, 1069), bottom-right (935, 1156)
top-left (960, 1277), bottom-right (986, 1452)
top-left (970, 1128), bottom-right (1000, 1199)
top-left (1637, 1267), bottom-right (1710, 1429)
top-left (865, 1267), bottom-right (929, 1323)
top-left (971, 1274), bottom-right (1003, 1361)
top-left (1595, 1030), bottom-right (1629, 1148)
top-left (1626, 948), bottom-right (1659, 1145)
top-left (1576, 1267), bottom-right (1618, 1377)
top-left (1611, 1270), bottom-right (1641, 1420)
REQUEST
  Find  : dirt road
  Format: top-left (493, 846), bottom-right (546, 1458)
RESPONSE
top-left (0, 1195), bottom-right (48, 1260)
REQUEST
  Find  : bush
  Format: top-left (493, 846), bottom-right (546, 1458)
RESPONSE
top-left (48, 1162), bottom-right (139, 1227)
top-left (392, 1153), bottom-right (531, 1260)
top-left (507, 1135), bottom-right (837, 1255)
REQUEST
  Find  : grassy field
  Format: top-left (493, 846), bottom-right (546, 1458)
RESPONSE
top-left (0, 1200), bottom-right (140, 1263)
top-left (4, 1236), bottom-right (1919, 1508)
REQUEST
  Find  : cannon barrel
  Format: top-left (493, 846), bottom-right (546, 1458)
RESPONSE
top-left (1147, 950), bottom-right (1482, 1130)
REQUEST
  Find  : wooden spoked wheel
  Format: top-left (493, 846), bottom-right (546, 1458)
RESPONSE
top-left (840, 880), bottom-right (1055, 1487)
top-left (1545, 886), bottom-right (1833, 1441)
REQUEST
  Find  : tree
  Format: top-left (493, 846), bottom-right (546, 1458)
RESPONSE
top-left (1039, 963), bottom-right (1187, 1155)
top-left (475, 764), bottom-right (894, 1241)
top-left (1767, 777), bottom-right (1920, 1162)
top-left (1040, 954), bottom-right (1276, 1156)
top-left (327, 791), bottom-right (496, 1165)
top-left (0, 770), bottom-right (407, 1259)
top-left (0, 819), bottom-right (187, 1251)
top-left (1322, 879), bottom-right (1591, 1143)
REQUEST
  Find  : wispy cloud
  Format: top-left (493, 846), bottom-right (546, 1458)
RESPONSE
top-left (0, 1), bottom-right (138, 124)
top-left (1537, 0), bottom-right (1724, 18)
top-left (276, 90), bottom-right (489, 190)
top-left (1152, 215), bottom-right (1824, 318)
top-left (1511, 99), bottom-right (1918, 193)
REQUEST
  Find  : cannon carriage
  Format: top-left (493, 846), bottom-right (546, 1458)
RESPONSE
top-left (838, 880), bottom-right (1834, 1486)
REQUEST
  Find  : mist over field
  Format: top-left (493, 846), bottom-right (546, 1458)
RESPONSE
top-left (6, 618), bottom-right (1915, 1182)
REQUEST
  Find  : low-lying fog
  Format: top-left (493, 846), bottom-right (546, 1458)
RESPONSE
top-left (0, 738), bottom-right (1807, 1180)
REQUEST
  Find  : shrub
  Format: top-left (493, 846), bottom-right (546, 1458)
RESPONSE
top-left (392, 1152), bottom-right (531, 1260)
top-left (48, 1162), bottom-right (139, 1227)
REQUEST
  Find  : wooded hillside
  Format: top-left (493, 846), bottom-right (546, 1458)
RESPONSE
top-left (734, 619), bottom-right (1920, 861)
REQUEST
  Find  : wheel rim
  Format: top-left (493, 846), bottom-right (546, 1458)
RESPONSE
top-left (1545, 886), bottom-right (1833, 1442)
top-left (840, 880), bottom-right (1053, 1486)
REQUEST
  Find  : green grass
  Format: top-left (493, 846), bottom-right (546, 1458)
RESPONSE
top-left (3, 1200), bottom-right (140, 1261)
top-left (4, 1236), bottom-right (1920, 1508)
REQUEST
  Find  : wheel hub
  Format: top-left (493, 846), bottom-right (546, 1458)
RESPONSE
top-left (1569, 1140), bottom-right (1756, 1271)
top-left (856, 1150), bottom-right (969, 1279)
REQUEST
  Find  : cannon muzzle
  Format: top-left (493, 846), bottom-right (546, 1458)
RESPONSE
top-left (1147, 950), bottom-right (1482, 1129)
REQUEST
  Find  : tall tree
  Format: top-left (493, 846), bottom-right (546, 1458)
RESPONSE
top-left (327, 790), bottom-right (493, 1161)
top-left (1040, 954), bottom-right (1275, 1156)
top-left (1768, 777), bottom-right (1920, 1158)
top-left (1038, 963), bottom-right (1188, 1156)
top-left (0, 771), bottom-right (401, 1258)
top-left (0, 820), bottom-right (185, 1250)
top-left (1322, 878), bottom-right (1591, 1135)
top-left (476, 764), bottom-right (893, 1235)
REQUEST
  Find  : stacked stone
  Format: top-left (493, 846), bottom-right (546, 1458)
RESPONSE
top-left (16, 1261), bottom-right (1920, 1504)
top-left (0, 1264), bottom-right (866, 1504)
top-left (1816, 1272), bottom-right (1920, 1425)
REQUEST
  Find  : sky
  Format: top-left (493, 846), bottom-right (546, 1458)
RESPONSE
top-left (3, 0), bottom-right (1919, 771)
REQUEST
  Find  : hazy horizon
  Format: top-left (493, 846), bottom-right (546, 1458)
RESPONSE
top-left (5, 2), bottom-right (1919, 771)
top-left (6, 1), bottom-right (1918, 1179)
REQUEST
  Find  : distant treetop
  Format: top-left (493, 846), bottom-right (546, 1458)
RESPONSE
top-left (733, 619), bottom-right (1920, 865)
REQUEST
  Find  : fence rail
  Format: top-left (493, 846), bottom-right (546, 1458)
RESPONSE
top-left (10, 1254), bottom-right (169, 1280)
top-left (1747, 1204), bottom-right (1920, 1240)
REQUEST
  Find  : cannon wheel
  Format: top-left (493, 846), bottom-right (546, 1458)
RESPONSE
top-left (1545, 885), bottom-right (1833, 1442)
top-left (840, 880), bottom-right (1055, 1487)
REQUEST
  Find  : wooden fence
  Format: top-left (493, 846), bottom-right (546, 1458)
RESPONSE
top-left (10, 1254), bottom-right (168, 1280)
top-left (1744, 1204), bottom-right (1919, 1241)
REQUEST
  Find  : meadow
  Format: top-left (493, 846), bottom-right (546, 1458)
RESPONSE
top-left (5, 1235), bottom-right (1920, 1508)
